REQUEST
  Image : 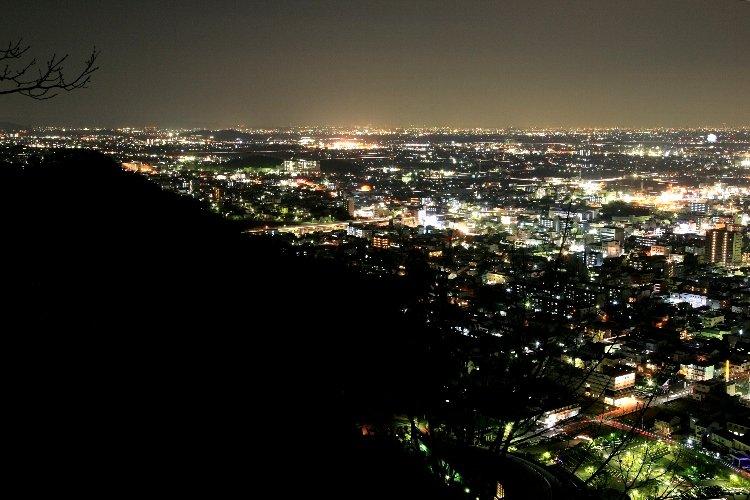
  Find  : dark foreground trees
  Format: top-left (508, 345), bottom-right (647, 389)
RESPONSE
top-left (3, 150), bottom-right (456, 498)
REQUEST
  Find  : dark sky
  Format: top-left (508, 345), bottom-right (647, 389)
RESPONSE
top-left (2, 0), bottom-right (748, 128)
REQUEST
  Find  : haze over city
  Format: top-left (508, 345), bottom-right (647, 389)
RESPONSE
top-left (3, 0), bottom-right (749, 128)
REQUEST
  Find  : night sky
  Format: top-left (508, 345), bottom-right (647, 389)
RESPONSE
top-left (2, 0), bottom-right (749, 128)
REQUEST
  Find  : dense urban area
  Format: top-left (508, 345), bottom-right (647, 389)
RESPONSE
top-left (4, 125), bottom-right (750, 499)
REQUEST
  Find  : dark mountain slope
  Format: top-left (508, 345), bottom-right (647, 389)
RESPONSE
top-left (2, 151), bottom-right (455, 499)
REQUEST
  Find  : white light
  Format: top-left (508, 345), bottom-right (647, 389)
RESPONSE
top-left (707, 133), bottom-right (718, 143)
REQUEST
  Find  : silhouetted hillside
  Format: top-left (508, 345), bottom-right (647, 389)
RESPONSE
top-left (3, 150), bottom-right (456, 498)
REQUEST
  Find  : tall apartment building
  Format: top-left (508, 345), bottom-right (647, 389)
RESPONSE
top-left (705, 229), bottom-right (742, 265)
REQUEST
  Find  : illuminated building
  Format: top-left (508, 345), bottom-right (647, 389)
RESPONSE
top-left (418, 207), bottom-right (446, 229)
top-left (584, 365), bottom-right (636, 407)
top-left (634, 235), bottom-right (657, 248)
top-left (648, 245), bottom-right (669, 257)
top-left (494, 482), bottom-right (505, 500)
top-left (540, 217), bottom-right (554, 230)
top-left (347, 225), bottom-right (373, 239)
top-left (705, 228), bottom-right (742, 265)
top-left (399, 209), bottom-right (419, 227)
top-left (282, 159), bottom-right (320, 175)
top-left (688, 201), bottom-right (708, 215)
top-left (599, 226), bottom-right (624, 243)
top-left (553, 216), bottom-right (574, 233)
top-left (679, 362), bottom-right (715, 381)
top-left (603, 240), bottom-right (622, 258)
top-left (121, 161), bottom-right (155, 173)
top-left (372, 235), bottom-right (390, 249)
top-left (483, 272), bottom-right (508, 285)
top-left (584, 247), bottom-right (603, 267)
top-left (540, 404), bottom-right (580, 428)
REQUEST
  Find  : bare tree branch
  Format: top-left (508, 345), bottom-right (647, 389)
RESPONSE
top-left (0, 38), bottom-right (99, 99)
